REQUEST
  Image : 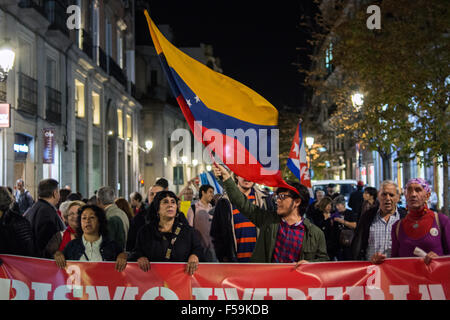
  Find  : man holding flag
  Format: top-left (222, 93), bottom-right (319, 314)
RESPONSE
top-left (212, 163), bottom-right (328, 264)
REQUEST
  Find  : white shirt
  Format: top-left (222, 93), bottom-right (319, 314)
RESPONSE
top-left (80, 235), bottom-right (103, 261)
top-left (366, 210), bottom-right (400, 260)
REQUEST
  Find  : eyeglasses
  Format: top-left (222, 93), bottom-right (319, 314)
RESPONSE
top-left (275, 193), bottom-right (292, 201)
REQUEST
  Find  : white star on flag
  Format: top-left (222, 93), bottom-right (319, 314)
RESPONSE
top-left (186, 99), bottom-right (192, 107)
top-left (294, 142), bottom-right (300, 158)
top-left (194, 95), bottom-right (200, 103)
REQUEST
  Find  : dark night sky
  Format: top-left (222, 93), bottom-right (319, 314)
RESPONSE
top-left (136, 1), bottom-right (317, 110)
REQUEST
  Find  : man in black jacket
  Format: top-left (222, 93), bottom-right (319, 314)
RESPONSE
top-left (0, 187), bottom-right (35, 257)
top-left (351, 180), bottom-right (406, 261)
top-left (348, 181), bottom-right (365, 221)
top-left (24, 179), bottom-right (65, 257)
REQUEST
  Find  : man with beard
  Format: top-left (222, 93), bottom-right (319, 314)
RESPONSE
top-left (212, 164), bottom-right (328, 265)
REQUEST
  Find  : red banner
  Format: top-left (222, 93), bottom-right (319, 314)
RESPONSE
top-left (1, 255), bottom-right (449, 300)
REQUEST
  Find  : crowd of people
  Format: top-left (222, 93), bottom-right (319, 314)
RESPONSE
top-left (0, 167), bottom-right (449, 276)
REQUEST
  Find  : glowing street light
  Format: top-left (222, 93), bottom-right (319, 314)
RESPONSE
top-left (351, 92), bottom-right (364, 111)
top-left (0, 42), bottom-right (15, 82)
top-left (145, 140), bottom-right (153, 151)
top-left (305, 136), bottom-right (314, 149)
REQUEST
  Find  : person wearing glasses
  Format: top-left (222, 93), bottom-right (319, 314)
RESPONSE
top-left (212, 164), bottom-right (328, 265)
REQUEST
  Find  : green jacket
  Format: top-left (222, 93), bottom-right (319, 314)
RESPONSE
top-left (223, 178), bottom-right (329, 263)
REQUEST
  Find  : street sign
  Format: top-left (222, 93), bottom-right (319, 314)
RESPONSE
top-left (43, 128), bottom-right (55, 164)
top-left (0, 103), bottom-right (10, 128)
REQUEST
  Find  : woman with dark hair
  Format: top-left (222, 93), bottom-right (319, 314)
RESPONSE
top-left (310, 196), bottom-right (334, 228)
top-left (115, 197), bottom-right (134, 222)
top-left (361, 187), bottom-right (378, 217)
top-left (129, 191), bottom-right (204, 275)
top-left (54, 205), bottom-right (127, 272)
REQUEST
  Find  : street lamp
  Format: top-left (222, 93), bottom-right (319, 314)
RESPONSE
top-left (305, 136), bottom-right (314, 149)
top-left (351, 92), bottom-right (364, 111)
top-left (145, 140), bottom-right (153, 151)
top-left (0, 42), bottom-right (15, 82)
top-left (351, 93), bottom-right (364, 180)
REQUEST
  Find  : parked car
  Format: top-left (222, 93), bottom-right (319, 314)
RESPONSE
top-left (311, 179), bottom-right (358, 203)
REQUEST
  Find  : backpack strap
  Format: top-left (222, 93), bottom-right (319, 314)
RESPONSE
top-left (434, 212), bottom-right (441, 231)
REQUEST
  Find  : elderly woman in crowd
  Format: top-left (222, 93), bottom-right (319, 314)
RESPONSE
top-left (372, 178), bottom-right (450, 265)
top-left (389, 178), bottom-right (450, 265)
top-left (129, 190), bottom-right (203, 275)
top-left (44, 200), bottom-right (85, 258)
top-left (54, 205), bottom-right (127, 272)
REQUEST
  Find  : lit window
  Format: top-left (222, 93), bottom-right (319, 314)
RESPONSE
top-left (126, 114), bottom-right (132, 140)
top-left (75, 79), bottom-right (85, 118)
top-left (92, 92), bottom-right (100, 125)
top-left (325, 42), bottom-right (333, 73)
top-left (117, 109), bottom-right (123, 138)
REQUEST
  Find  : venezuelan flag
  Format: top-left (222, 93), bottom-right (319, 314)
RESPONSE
top-left (144, 11), bottom-right (295, 191)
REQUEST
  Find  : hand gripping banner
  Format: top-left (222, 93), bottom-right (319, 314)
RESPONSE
top-left (0, 255), bottom-right (449, 300)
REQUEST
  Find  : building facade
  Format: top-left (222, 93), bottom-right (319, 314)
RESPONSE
top-left (307, 0), bottom-right (448, 210)
top-left (0, 0), bottom-right (141, 198)
top-left (135, 23), bottom-right (223, 194)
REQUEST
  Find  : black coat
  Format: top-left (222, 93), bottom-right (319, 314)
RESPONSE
top-left (0, 209), bottom-right (35, 256)
top-left (348, 189), bottom-right (364, 220)
top-left (63, 237), bottom-right (123, 261)
top-left (351, 206), bottom-right (407, 260)
top-left (306, 201), bottom-right (323, 227)
top-left (129, 216), bottom-right (204, 262)
top-left (319, 209), bottom-right (357, 260)
top-left (126, 207), bottom-right (147, 252)
top-left (24, 199), bottom-right (65, 257)
top-left (126, 203), bottom-right (190, 252)
top-left (210, 197), bottom-right (237, 262)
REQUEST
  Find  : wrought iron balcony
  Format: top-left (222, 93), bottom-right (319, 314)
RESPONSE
top-left (97, 46), bottom-right (108, 73)
top-left (44, 0), bottom-right (70, 36)
top-left (18, 72), bottom-right (38, 115)
top-left (46, 86), bottom-right (62, 124)
top-left (129, 81), bottom-right (136, 98)
top-left (108, 56), bottom-right (127, 87)
top-left (81, 29), bottom-right (93, 59)
top-left (18, 0), bottom-right (45, 15)
top-left (0, 82), bottom-right (6, 102)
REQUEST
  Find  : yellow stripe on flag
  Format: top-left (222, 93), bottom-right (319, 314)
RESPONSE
top-left (143, 10), bottom-right (278, 127)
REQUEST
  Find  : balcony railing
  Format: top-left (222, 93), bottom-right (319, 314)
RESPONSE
top-left (98, 46), bottom-right (108, 73)
top-left (0, 82), bottom-right (6, 102)
top-left (81, 29), bottom-right (93, 59)
top-left (18, 72), bottom-right (38, 115)
top-left (44, 0), bottom-right (70, 36)
top-left (129, 81), bottom-right (136, 98)
top-left (109, 56), bottom-right (127, 86)
top-left (18, 0), bottom-right (46, 16)
top-left (46, 86), bottom-right (62, 124)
